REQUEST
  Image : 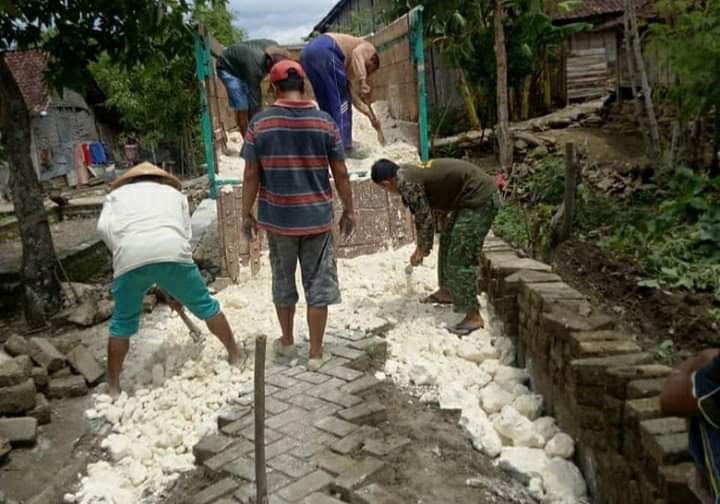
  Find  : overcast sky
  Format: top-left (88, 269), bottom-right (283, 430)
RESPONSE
top-left (228, 0), bottom-right (338, 45)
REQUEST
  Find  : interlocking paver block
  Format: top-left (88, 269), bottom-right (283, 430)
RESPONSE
top-left (287, 394), bottom-right (331, 411)
top-left (295, 372), bottom-right (332, 385)
top-left (268, 373), bottom-right (301, 389)
top-left (239, 426), bottom-right (285, 445)
top-left (315, 416), bottom-right (359, 437)
top-left (321, 366), bottom-right (363, 382)
top-left (277, 470), bottom-right (333, 502)
top-left (203, 440), bottom-right (254, 472)
top-left (350, 483), bottom-right (397, 504)
top-left (266, 397), bottom-right (292, 414)
top-left (305, 378), bottom-right (346, 398)
top-left (338, 401), bottom-right (387, 425)
top-left (327, 345), bottom-right (365, 361)
top-left (189, 476), bottom-right (238, 504)
top-left (339, 376), bottom-right (380, 395)
top-left (223, 456), bottom-right (256, 481)
top-left (193, 434), bottom-right (235, 464)
top-left (309, 403), bottom-right (343, 422)
top-left (235, 471), bottom-right (292, 503)
top-left (265, 437), bottom-right (300, 460)
top-left (222, 413), bottom-right (261, 436)
top-left (312, 450), bottom-right (354, 476)
top-left (274, 381), bottom-right (314, 401)
top-left (304, 493), bottom-right (346, 504)
top-left (268, 365), bottom-right (290, 375)
top-left (284, 366), bottom-right (307, 377)
top-left (331, 426), bottom-right (379, 455)
top-left (334, 457), bottom-right (385, 494)
top-left (218, 407), bottom-right (252, 429)
top-left (276, 421), bottom-right (326, 441)
top-left (291, 433), bottom-right (340, 459)
top-left (267, 408), bottom-right (310, 429)
top-left (362, 435), bottom-right (410, 457)
top-left (268, 453), bottom-right (317, 478)
top-left (317, 357), bottom-right (351, 371)
top-left (321, 390), bottom-right (363, 409)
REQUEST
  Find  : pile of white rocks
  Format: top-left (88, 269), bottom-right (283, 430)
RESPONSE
top-left (0, 333), bottom-right (103, 463)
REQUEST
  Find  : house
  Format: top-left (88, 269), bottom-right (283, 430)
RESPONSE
top-left (1, 50), bottom-right (119, 189)
top-left (312, 0), bottom-right (382, 35)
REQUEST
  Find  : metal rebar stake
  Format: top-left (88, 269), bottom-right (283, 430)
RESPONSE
top-left (254, 335), bottom-right (268, 504)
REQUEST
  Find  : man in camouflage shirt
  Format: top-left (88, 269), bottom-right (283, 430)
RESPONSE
top-left (371, 158), bottom-right (500, 335)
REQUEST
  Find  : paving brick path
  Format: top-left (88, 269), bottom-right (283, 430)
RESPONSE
top-left (190, 332), bottom-right (405, 504)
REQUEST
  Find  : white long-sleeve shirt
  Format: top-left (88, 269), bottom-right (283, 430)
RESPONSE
top-left (97, 182), bottom-right (193, 278)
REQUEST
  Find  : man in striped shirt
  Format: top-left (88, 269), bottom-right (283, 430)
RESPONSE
top-left (241, 60), bottom-right (355, 370)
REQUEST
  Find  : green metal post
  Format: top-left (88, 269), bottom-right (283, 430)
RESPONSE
top-left (410, 6), bottom-right (429, 162)
top-left (193, 26), bottom-right (218, 199)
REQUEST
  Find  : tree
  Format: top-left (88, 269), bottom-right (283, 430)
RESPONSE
top-left (195, 0), bottom-right (246, 46)
top-left (0, 0), bottom-right (203, 328)
top-left (494, 0), bottom-right (513, 173)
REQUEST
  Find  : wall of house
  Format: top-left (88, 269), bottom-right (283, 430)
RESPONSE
top-left (30, 89), bottom-right (100, 182)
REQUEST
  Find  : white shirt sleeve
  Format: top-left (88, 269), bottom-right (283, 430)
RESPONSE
top-left (182, 196), bottom-right (192, 242)
top-left (96, 198), bottom-right (114, 251)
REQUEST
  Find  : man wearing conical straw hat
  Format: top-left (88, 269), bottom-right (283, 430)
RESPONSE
top-left (97, 162), bottom-right (245, 399)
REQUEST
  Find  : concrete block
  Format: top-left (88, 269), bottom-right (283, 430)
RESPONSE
top-left (203, 440), bottom-right (254, 473)
top-left (338, 401), bottom-right (387, 425)
top-left (0, 417), bottom-right (38, 444)
top-left (0, 435), bottom-right (10, 461)
top-left (265, 437), bottom-right (300, 460)
top-left (13, 355), bottom-right (33, 377)
top-left (28, 338), bottom-right (65, 372)
top-left (268, 453), bottom-right (316, 478)
top-left (645, 432), bottom-right (691, 467)
top-left (305, 378), bottom-right (347, 399)
top-left (312, 450), bottom-right (355, 476)
top-left (291, 433), bottom-right (339, 459)
top-left (334, 457), bottom-right (385, 494)
top-left (327, 345), bottom-right (365, 361)
top-left (339, 376), bottom-right (381, 395)
top-left (277, 470), bottom-right (333, 502)
top-left (350, 483), bottom-right (397, 504)
top-left (304, 493), bottom-right (346, 504)
top-left (321, 389), bottom-right (363, 409)
top-left (222, 456), bottom-right (255, 480)
top-left (659, 463), bottom-right (698, 504)
top-left (267, 373), bottom-right (301, 389)
top-left (265, 397), bottom-right (292, 415)
top-left (4, 334), bottom-right (29, 356)
top-left (238, 426), bottom-right (285, 445)
top-left (47, 375), bottom-right (88, 398)
top-left (287, 394), bottom-right (332, 411)
top-left (331, 425), bottom-right (379, 455)
top-left (218, 407), bottom-right (252, 429)
top-left (0, 353), bottom-right (26, 387)
top-left (0, 378), bottom-right (36, 415)
top-left (51, 367), bottom-right (72, 379)
top-left (266, 407), bottom-right (310, 430)
top-left (605, 364), bottom-right (672, 400)
top-left (67, 345), bottom-right (104, 385)
top-left (295, 372), bottom-right (332, 385)
top-left (571, 353), bottom-right (653, 386)
top-left (28, 393), bottom-right (51, 425)
top-left (625, 397), bottom-right (662, 424)
top-left (628, 378), bottom-right (666, 399)
top-left (315, 416), bottom-right (359, 437)
top-left (362, 435), bottom-right (410, 456)
top-left (321, 366), bottom-right (364, 382)
top-left (31, 366), bottom-right (48, 390)
top-left (273, 381), bottom-right (314, 401)
top-left (189, 477), bottom-right (238, 504)
top-left (193, 434), bottom-right (235, 464)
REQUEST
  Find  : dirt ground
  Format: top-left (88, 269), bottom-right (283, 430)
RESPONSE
top-left (544, 127), bottom-right (645, 165)
top-left (555, 239), bottom-right (719, 356)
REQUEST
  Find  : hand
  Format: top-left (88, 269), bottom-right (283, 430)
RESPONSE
top-left (410, 247), bottom-right (426, 267)
top-left (242, 214), bottom-right (257, 240)
top-left (495, 174), bottom-right (507, 192)
top-left (370, 115), bottom-right (381, 130)
top-left (339, 210), bottom-right (355, 239)
top-left (360, 81), bottom-right (371, 97)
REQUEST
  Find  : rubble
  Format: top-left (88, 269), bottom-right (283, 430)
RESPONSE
top-left (47, 375), bottom-right (88, 399)
top-left (28, 338), bottom-right (65, 372)
top-left (0, 417), bottom-right (38, 444)
top-left (0, 379), bottom-right (37, 415)
top-left (0, 436), bottom-right (9, 461)
top-left (31, 366), bottom-right (48, 390)
top-left (67, 300), bottom-right (98, 327)
top-left (4, 335), bottom-right (29, 357)
top-left (27, 393), bottom-right (51, 425)
top-left (0, 353), bottom-right (27, 387)
top-left (67, 345), bottom-right (104, 385)
top-left (12, 355), bottom-right (33, 377)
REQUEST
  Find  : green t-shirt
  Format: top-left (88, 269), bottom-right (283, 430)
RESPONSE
top-left (216, 39), bottom-right (277, 108)
top-left (399, 158), bottom-right (496, 211)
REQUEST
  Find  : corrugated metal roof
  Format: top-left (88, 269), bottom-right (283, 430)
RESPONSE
top-left (312, 0), bottom-right (351, 33)
top-left (3, 50), bottom-right (50, 113)
top-left (552, 0), bottom-right (625, 21)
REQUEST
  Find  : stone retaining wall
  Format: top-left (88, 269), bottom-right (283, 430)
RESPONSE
top-left (480, 236), bottom-right (694, 504)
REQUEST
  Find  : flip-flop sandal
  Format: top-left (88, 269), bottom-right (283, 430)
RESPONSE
top-left (420, 294), bottom-right (452, 305)
top-left (447, 324), bottom-right (483, 337)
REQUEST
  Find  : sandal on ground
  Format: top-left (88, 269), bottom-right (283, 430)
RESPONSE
top-left (307, 354), bottom-right (332, 371)
top-left (447, 323), bottom-right (483, 337)
top-left (272, 339), bottom-right (298, 358)
top-left (420, 293), bottom-right (452, 305)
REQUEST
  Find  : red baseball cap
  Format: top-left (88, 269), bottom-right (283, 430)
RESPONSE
top-left (270, 60), bottom-right (305, 83)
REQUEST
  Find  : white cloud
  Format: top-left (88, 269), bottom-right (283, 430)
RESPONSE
top-left (228, 0), bottom-right (338, 43)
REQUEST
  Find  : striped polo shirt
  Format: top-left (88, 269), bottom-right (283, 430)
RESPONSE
top-left (241, 99), bottom-right (345, 236)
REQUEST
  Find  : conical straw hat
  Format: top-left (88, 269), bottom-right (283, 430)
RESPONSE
top-left (111, 162), bottom-right (182, 192)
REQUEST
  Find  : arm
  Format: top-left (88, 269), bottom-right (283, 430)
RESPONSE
top-left (242, 160), bottom-right (261, 218)
top-left (330, 159), bottom-right (353, 213)
top-left (181, 196), bottom-right (192, 242)
top-left (660, 349), bottom-right (720, 417)
top-left (96, 199), bottom-right (114, 251)
top-left (349, 84), bottom-right (372, 118)
top-left (398, 180), bottom-right (434, 254)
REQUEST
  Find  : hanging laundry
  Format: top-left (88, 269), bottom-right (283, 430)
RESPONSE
top-left (81, 143), bottom-right (92, 166)
top-left (89, 142), bottom-right (107, 165)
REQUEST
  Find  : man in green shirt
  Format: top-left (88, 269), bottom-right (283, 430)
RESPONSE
top-left (371, 158), bottom-right (500, 335)
top-left (216, 39), bottom-right (287, 137)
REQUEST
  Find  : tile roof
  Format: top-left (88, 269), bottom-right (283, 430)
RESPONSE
top-left (2, 50), bottom-right (50, 113)
top-left (552, 0), bottom-right (625, 20)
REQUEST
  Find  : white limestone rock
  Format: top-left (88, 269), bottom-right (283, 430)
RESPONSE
top-left (456, 340), bottom-right (498, 364)
top-left (494, 366), bottom-right (530, 393)
top-left (542, 457), bottom-right (587, 502)
top-left (545, 433), bottom-right (575, 459)
top-left (101, 434), bottom-right (131, 461)
top-left (496, 446), bottom-right (550, 484)
top-left (494, 337), bottom-right (516, 365)
top-left (439, 382), bottom-right (474, 411)
top-left (479, 359), bottom-right (500, 377)
top-left (460, 403), bottom-right (503, 457)
top-left (479, 382), bottom-right (515, 414)
top-left (534, 417), bottom-right (561, 442)
top-left (410, 359), bottom-right (438, 386)
top-left (513, 393), bottom-right (544, 420)
top-left (493, 405), bottom-right (545, 448)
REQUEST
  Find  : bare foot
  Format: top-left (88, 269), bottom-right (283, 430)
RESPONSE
top-left (420, 289), bottom-right (452, 305)
top-left (228, 352), bottom-right (248, 369)
top-left (108, 385), bottom-right (121, 402)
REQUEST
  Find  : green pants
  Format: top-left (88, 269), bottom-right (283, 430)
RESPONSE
top-left (438, 204), bottom-right (497, 313)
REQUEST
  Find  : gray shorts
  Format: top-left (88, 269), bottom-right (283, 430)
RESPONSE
top-left (267, 231), bottom-right (341, 307)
